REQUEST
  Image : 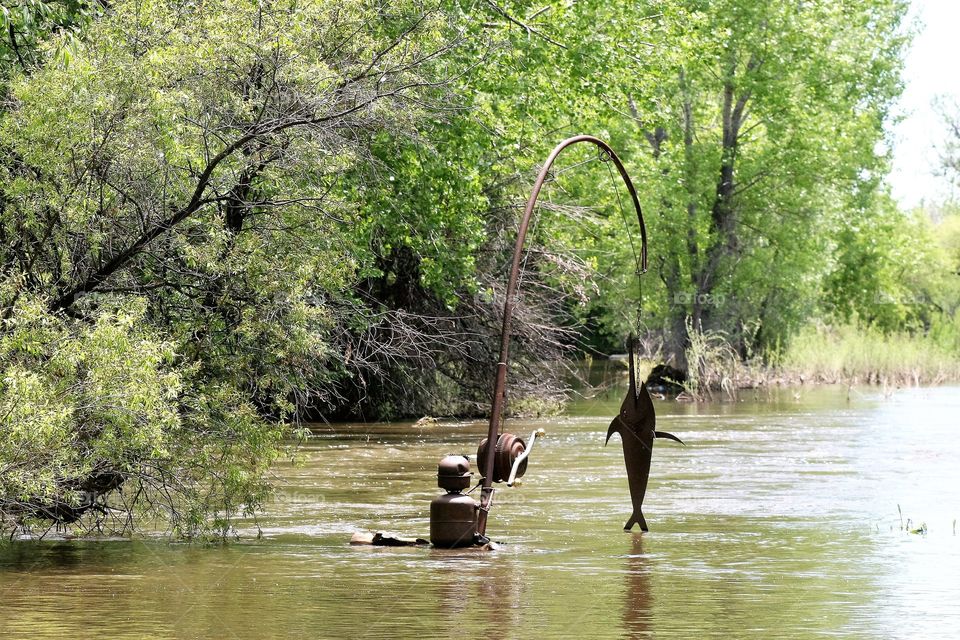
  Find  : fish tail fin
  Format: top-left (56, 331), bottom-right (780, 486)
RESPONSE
top-left (654, 431), bottom-right (685, 445)
top-left (624, 510), bottom-right (648, 532)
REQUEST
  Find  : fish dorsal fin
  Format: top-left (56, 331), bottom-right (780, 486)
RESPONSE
top-left (636, 372), bottom-right (655, 420)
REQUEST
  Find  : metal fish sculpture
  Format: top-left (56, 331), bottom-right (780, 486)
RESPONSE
top-left (606, 341), bottom-right (684, 531)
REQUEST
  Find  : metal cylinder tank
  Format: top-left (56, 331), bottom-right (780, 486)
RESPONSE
top-left (429, 492), bottom-right (477, 548)
top-left (430, 455), bottom-right (478, 547)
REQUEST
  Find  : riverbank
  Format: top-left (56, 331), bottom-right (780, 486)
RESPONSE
top-left (627, 322), bottom-right (960, 402)
top-left (776, 323), bottom-right (960, 385)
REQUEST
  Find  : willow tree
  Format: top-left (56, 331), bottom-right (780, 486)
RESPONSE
top-left (0, 0), bottom-right (461, 536)
top-left (0, 0), bottom-right (100, 87)
top-left (602, 0), bottom-right (911, 363)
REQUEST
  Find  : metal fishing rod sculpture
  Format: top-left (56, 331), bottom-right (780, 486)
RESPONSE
top-left (428, 135), bottom-right (684, 548)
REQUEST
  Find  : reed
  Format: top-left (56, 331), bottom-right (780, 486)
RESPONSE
top-left (673, 318), bottom-right (960, 399)
top-left (682, 319), bottom-right (766, 400)
top-left (778, 321), bottom-right (960, 386)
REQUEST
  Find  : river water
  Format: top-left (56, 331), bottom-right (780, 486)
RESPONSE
top-left (1, 384), bottom-right (959, 639)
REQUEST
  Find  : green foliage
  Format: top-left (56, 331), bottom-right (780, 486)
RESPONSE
top-left (569, 0), bottom-right (913, 362)
top-left (0, 294), bottom-right (176, 522)
top-left (824, 199), bottom-right (948, 330)
top-left (0, 0), bottom-right (460, 535)
top-left (937, 212), bottom-right (960, 274)
top-left (0, 292), bottom-right (291, 537)
top-left (343, 0), bottom-right (943, 399)
top-left (0, 0), bottom-right (98, 86)
top-left (349, 129), bottom-right (490, 307)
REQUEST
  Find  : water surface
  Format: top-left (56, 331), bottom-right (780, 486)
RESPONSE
top-left (2, 385), bottom-right (958, 639)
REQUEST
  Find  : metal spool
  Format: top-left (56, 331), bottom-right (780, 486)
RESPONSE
top-left (476, 433), bottom-right (527, 484)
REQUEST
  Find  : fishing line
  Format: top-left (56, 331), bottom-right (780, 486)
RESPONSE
top-left (602, 155), bottom-right (644, 337)
top-left (512, 145), bottom-right (648, 362)
top-left (522, 151), bottom-right (602, 304)
top-left (552, 155), bottom-right (598, 177)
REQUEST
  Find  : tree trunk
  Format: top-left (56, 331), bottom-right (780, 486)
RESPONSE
top-left (690, 55), bottom-right (752, 339)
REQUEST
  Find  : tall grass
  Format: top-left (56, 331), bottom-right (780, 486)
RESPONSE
top-left (777, 320), bottom-right (960, 385)
top-left (683, 319), bottom-right (765, 400)
top-left (675, 318), bottom-right (960, 400)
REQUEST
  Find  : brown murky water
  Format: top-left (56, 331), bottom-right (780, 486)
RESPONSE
top-left (1, 384), bottom-right (959, 639)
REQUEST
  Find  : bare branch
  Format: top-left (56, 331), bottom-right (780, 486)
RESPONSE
top-left (483, 0), bottom-right (567, 50)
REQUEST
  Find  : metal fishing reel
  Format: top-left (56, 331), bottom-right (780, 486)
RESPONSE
top-left (476, 433), bottom-right (525, 484)
top-left (477, 429), bottom-right (545, 486)
top-left (430, 135), bottom-right (651, 545)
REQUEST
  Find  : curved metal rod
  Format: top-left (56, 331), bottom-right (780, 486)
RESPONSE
top-left (476, 135), bottom-right (648, 537)
top-left (506, 428), bottom-right (545, 487)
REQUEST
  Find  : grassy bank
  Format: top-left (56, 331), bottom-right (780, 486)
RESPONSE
top-left (777, 322), bottom-right (960, 385)
top-left (673, 321), bottom-right (960, 400)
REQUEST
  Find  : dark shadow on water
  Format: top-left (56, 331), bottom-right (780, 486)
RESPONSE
top-left (0, 540), bottom-right (152, 573)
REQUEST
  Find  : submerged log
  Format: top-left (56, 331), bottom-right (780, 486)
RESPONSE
top-left (350, 531), bottom-right (429, 546)
top-left (349, 531), bottom-right (498, 550)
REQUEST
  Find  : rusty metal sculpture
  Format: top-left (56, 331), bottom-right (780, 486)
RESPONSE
top-left (606, 340), bottom-right (684, 531)
top-left (427, 134), bottom-right (682, 547)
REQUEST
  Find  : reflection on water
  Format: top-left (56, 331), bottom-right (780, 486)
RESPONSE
top-left (624, 534), bottom-right (652, 640)
top-left (1, 385), bottom-right (959, 639)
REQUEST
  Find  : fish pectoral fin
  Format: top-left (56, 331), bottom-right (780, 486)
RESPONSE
top-left (605, 417), bottom-right (621, 446)
top-left (654, 431), bottom-right (685, 445)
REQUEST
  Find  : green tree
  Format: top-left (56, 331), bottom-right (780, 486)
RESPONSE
top-left (594, 0), bottom-right (911, 365)
top-left (331, 0), bottom-right (652, 416)
top-left (1, 1), bottom-right (99, 86)
top-left (0, 0), bottom-right (461, 536)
